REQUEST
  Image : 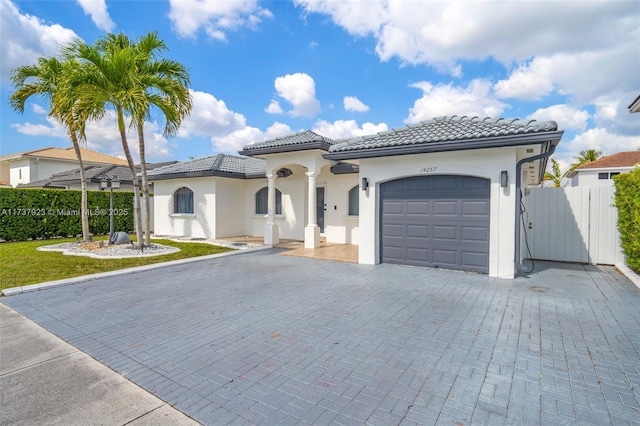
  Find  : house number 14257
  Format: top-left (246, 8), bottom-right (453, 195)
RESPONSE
top-left (421, 167), bottom-right (437, 173)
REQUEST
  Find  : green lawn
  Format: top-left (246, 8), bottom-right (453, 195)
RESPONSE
top-left (0, 238), bottom-right (234, 291)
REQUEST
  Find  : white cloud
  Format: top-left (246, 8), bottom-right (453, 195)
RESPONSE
top-left (273, 73), bottom-right (321, 118)
top-left (179, 89), bottom-right (247, 138)
top-left (564, 128), bottom-right (640, 158)
top-left (295, 1), bottom-right (639, 130)
top-left (312, 119), bottom-right (388, 140)
top-left (168, 0), bottom-right (272, 40)
top-left (31, 104), bottom-right (47, 115)
top-left (528, 105), bottom-right (590, 132)
top-left (343, 96), bottom-right (369, 112)
top-left (213, 122), bottom-right (292, 152)
top-left (295, 1), bottom-right (637, 68)
top-left (265, 100), bottom-right (283, 114)
top-left (0, 0), bottom-right (78, 82)
top-left (11, 111), bottom-right (172, 162)
top-left (76, 0), bottom-right (114, 32)
top-left (494, 58), bottom-right (556, 101)
top-left (11, 116), bottom-right (66, 138)
top-left (406, 80), bottom-right (508, 123)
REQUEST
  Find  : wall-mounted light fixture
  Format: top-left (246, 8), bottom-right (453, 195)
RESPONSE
top-left (500, 170), bottom-right (508, 188)
top-left (276, 168), bottom-right (292, 178)
top-left (361, 177), bottom-right (369, 191)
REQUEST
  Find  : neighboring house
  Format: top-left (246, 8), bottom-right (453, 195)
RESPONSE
top-left (629, 94), bottom-right (640, 113)
top-left (568, 151), bottom-right (640, 187)
top-left (149, 115), bottom-right (563, 278)
top-left (0, 146), bottom-right (128, 187)
top-left (18, 162), bottom-right (177, 191)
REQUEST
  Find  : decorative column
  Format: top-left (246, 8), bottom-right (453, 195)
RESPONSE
top-left (304, 171), bottom-right (321, 248)
top-left (264, 173), bottom-right (279, 245)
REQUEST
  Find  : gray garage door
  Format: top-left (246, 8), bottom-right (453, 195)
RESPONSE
top-left (380, 175), bottom-right (490, 273)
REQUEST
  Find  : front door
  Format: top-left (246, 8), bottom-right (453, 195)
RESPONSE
top-left (316, 187), bottom-right (325, 233)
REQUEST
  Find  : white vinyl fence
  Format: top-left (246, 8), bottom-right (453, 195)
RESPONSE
top-left (522, 186), bottom-right (623, 265)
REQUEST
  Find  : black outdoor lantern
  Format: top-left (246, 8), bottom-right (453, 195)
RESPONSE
top-left (99, 175), bottom-right (121, 240)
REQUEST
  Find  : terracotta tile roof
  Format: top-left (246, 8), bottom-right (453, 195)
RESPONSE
top-left (576, 151), bottom-right (640, 170)
top-left (0, 147), bottom-right (128, 165)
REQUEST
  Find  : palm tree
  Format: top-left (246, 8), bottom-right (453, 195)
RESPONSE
top-left (10, 57), bottom-right (92, 242)
top-left (570, 149), bottom-right (602, 172)
top-left (68, 32), bottom-right (192, 248)
top-left (544, 159), bottom-right (566, 187)
top-left (110, 32), bottom-right (192, 246)
top-left (64, 37), bottom-right (145, 248)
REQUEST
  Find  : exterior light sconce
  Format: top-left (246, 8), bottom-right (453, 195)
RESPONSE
top-left (276, 168), bottom-right (292, 178)
top-left (500, 170), bottom-right (508, 188)
top-left (361, 177), bottom-right (369, 191)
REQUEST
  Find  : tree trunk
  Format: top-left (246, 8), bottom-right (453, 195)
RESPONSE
top-left (71, 134), bottom-right (91, 241)
top-left (117, 106), bottom-right (143, 249)
top-left (137, 120), bottom-right (151, 246)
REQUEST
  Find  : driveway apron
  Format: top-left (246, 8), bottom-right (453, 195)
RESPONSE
top-left (2, 249), bottom-right (640, 425)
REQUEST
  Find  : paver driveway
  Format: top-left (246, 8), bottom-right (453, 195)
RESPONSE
top-left (3, 249), bottom-right (640, 425)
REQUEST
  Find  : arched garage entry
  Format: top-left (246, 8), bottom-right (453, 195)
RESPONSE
top-left (380, 175), bottom-right (490, 273)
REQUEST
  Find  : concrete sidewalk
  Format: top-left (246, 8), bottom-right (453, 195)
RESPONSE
top-left (0, 303), bottom-right (199, 426)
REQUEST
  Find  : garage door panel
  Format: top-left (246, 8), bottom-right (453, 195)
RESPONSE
top-left (382, 246), bottom-right (404, 262)
top-left (433, 249), bottom-right (457, 266)
top-left (380, 175), bottom-right (490, 273)
top-left (407, 201), bottom-right (429, 215)
top-left (432, 176), bottom-right (458, 190)
top-left (462, 176), bottom-right (489, 190)
top-left (433, 225), bottom-right (456, 241)
top-left (406, 224), bottom-right (428, 238)
top-left (382, 223), bottom-right (404, 237)
top-left (407, 248), bottom-right (428, 262)
top-left (462, 226), bottom-right (489, 242)
top-left (383, 200), bottom-right (404, 214)
top-left (462, 201), bottom-right (490, 216)
top-left (462, 251), bottom-right (488, 268)
top-left (433, 201), bottom-right (457, 215)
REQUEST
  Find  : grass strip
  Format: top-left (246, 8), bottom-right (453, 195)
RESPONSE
top-left (0, 238), bottom-right (234, 291)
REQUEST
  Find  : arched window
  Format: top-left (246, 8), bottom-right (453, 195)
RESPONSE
top-left (348, 185), bottom-right (359, 216)
top-left (256, 187), bottom-right (282, 215)
top-left (173, 187), bottom-right (194, 214)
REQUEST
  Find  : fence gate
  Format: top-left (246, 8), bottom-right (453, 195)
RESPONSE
top-left (523, 186), bottom-right (623, 265)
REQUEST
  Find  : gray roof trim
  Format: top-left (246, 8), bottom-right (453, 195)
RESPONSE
top-left (239, 130), bottom-right (335, 156)
top-left (330, 162), bottom-right (360, 174)
top-left (148, 170), bottom-right (265, 181)
top-left (323, 131), bottom-right (564, 160)
top-left (239, 141), bottom-right (332, 156)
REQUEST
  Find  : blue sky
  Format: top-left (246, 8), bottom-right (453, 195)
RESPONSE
top-left (1, 0), bottom-right (639, 173)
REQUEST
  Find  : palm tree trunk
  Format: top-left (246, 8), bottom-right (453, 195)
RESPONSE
top-left (117, 106), bottom-right (143, 249)
top-left (71, 134), bottom-right (91, 241)
top-left (137, 120), bottom-right (151, 246)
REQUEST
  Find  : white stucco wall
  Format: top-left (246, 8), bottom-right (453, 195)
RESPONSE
top-left (243, 172), bottom-right (306, 240)
top-left (316, 168), bottom-right (359, 244)
top-left (357, 148), bottom-right (517, 278)
top-left (215, 178), bottom-right (247, 238)
top-left (9, 159), bottom-right (31, 186)
top-left (152, 178), bottom-right (216, 239)
top-left (570, 168), bottom-right (632, 187)
top-left (0, 161), bottom-right (10, 184)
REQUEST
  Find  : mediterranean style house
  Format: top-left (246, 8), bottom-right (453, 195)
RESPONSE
top-left (148, 116), bottom-right (564, 278)
top-left (568, 151), bottom-right (640, 187)
top-left (0, 146), bottom-right (127, 187)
